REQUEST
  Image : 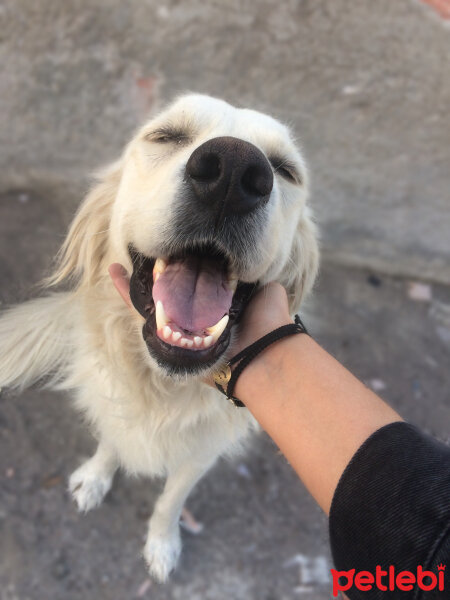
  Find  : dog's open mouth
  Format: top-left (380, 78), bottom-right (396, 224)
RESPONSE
top-left (128, 244), bottom-right (257, 374)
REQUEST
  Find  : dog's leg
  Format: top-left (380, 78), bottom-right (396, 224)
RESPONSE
top-left (69, 441), bottom-right (118, 512)
top-left (144, 459), bottom-right (213, 582)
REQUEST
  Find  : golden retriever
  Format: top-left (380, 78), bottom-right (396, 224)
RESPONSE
top-left (0, 94), bottom-right (319, 581)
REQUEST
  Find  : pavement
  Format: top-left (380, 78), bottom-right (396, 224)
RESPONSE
top-left (1, 190), bottom-right (450, 600)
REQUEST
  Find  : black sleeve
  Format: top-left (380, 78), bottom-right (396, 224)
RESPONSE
top-left (329, 422), bottom-right (450, 599)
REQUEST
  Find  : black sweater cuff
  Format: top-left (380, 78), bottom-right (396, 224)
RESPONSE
top-left (329, 422), bottom-right (450, 599)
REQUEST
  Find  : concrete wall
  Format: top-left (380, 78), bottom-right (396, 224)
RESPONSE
top-left (1, 0), bottom-right (449, 282)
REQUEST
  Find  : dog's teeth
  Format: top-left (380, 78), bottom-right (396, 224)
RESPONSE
top-left (163, 325), bottom-right (172, 340)
top-left (154, 272), bottom-right (160, 282)
top-left (227, 278), bottom-right (238, 292)
top-left (181, 337), bottom-right (193, 348)
top-left (154, 257), bottom-right (167, 273)
top-left (153, 257), bottom-right (168, 280)
top-left (203, 335), bottom-right (213, 348)
top-left (172, 331), bottom-right (182, 342)
top-left (194, 336), bottom-right (203, 347)
top-left (206, 315), bottom-right (229, 341)
top-left (155, 300), bottom-right (169, 329)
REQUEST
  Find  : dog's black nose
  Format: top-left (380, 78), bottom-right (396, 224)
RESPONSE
top-left (185, 136), bottom-right (273, 217)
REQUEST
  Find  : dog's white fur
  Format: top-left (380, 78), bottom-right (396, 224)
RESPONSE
top-left (0, 95), bottom-right (319, 581)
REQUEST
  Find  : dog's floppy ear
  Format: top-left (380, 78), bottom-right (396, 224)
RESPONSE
top-left (45, 160), bottom-right (123, 289)
top-left (282, 206), bottom-right (320, 313)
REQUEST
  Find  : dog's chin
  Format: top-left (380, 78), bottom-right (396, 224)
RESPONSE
top-left (128, 243), bottom-right (257, 377)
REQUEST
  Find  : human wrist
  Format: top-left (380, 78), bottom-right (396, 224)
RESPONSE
top-left (233, 326), bottom-right (309, 403)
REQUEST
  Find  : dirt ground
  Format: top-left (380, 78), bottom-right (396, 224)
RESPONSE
top-left (1, 190), bottom-right (449, 600)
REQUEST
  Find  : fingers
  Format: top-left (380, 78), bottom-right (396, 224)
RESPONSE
top-left (241, 282), bottom-right (291, 328)
top-left (201, 282), bottom-right (290, 387)
top-left (108, 263), bottom-right (133, 310)
top-left (222, 282), bottom-right (292, 360)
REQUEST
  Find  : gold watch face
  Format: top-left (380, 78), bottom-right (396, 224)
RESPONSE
top-left (213, 364), bottom-right (232, 386)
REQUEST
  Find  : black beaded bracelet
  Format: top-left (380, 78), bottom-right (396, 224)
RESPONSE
top-left (213, 314), bottom-right (308, 407)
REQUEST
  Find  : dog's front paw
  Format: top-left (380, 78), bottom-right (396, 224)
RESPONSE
top-left (69, 461), bottom-right (113, 513)
top-left (143, 530), bottom-right (182, 583)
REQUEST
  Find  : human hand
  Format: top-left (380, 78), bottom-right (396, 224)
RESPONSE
top-left (229, 282), bottom-right (293, 357)
top-left (108, 263), bottom-right (133, 310)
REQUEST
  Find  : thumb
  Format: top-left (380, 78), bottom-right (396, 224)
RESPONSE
top-left (108, 263), bottom-right (133, 311)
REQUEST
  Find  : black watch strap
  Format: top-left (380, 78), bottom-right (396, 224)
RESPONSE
top-left (213, 314), bottom-right (308, 407)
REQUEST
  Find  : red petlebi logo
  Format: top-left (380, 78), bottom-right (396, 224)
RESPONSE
top-left (330, 564), bottom-right (445, 597)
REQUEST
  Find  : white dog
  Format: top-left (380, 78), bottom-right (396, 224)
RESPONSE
top-left (0, 94), bottom-right (319, 581)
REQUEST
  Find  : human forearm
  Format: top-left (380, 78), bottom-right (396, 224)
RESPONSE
top-left (234, 332), bottom-right (402, 514)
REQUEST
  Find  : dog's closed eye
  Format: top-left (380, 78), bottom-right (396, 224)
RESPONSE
top-left (145, 127), bottom-right (192, 146)
top-left (269, 156), bottom-right (302, 185)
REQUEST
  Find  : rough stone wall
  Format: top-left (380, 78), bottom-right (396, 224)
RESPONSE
top-left (1, 0), bottom-right (449, 281)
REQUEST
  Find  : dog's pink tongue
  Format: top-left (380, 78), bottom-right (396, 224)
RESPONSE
top-left (152, 256), bottom-right (233, 332)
